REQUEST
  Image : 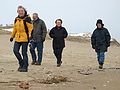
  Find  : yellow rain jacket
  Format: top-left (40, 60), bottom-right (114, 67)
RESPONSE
top-left (11, 15), bottom-right (33, 42)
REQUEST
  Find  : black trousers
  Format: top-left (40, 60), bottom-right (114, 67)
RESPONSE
top-left (53, 48), bottom-right (63, 64)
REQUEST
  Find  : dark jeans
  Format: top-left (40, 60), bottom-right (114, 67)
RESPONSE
top-left (97, 52), bottom-right (105, 65)
top-left (53, 48), bottom-right (63, 64)
top-left (30, 42), bottom-right (43, 64)
top-left (13, 42), bottom-right (28, 69)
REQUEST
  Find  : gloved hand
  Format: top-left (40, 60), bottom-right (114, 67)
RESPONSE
top-left (29, 43), bottom-right (32, 48)
top-left (10, 38), bottom-right (13, 42)
top-left (29, 39), bottom-right (34, 43)
top-left (29, 39), bottom-right (34, 48)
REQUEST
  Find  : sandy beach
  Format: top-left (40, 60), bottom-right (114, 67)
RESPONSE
top-left (0, 33), bottom-right (120, 90)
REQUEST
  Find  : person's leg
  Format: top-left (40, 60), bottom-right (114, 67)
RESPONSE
top-left (21, 42), bottom-right (28, 71)
top-left (97, 52), bottom-right (100, 63)
top-left (54, 48), bottom-right (63, 66)
top-left (54, 48), bottom-right (59, 63)
top-left (99, 52), bottom-right (105, 66)
top-left (57, 48), bottom-right (63, 64)
top-left (30, 42), bottom-right (37, 64)
top-left (36, 42), bottom-right (43, 65)
top-left (13, 42), bottom-right (23, 69)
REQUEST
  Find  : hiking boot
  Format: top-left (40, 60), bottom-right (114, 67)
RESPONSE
top-left (19, 68), bottom-right (28, 72)
top-left (57, 64), bottom-right (61, 67)
top-left (99, 65), bottom-right (103, 69)
top-left (18, 60), bottom-right (24, 71)
top-left (57, 61), bottom-right (62, 67)
top-left (18, 65), bottom-right (23, 71)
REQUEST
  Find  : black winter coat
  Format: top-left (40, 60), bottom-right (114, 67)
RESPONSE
top-left (91, 28), bottom-right (111, 52)
top-left (49, 26), bottom-right (68, 49)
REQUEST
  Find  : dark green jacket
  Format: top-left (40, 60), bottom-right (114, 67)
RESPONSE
top-left (32, 18), bottom-right (47, 42)
top-left (91, 28), bottom-right (111, 52)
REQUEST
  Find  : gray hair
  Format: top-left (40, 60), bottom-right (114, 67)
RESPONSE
top-left (33, 13), bottom-right (38, 16)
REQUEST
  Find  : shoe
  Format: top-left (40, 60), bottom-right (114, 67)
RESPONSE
top-left (99, 65), bottom-right (103, 69)
top-left (18, 60), bottom-right (24, 71)
top-left (57, 61), bottom-right (62, 67)
top-left (31, 61), bottom-right (36, 65)
top-left (18, 66), bottom-right (23, 71)
top-left (35, 63), bottom-right (41, 65)
top-left (57, 64), bottom-right (61, 67)
top-left (35, 61), bottom-right (41, 65)
top-left (19, 68), bottom-right (28, 72)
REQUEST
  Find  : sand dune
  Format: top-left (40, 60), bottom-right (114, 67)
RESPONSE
top-left (0, 33), bottom-right (120, 90)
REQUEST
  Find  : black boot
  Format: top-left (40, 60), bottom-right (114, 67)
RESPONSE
top-left (57, 61), bottom-right (62, 67)
top-left (19, 68), bottom-right (28, 72)
top-left (18, 66), bottom-right (23, 71)
top-left (99, 65), bottom-right (103, 69)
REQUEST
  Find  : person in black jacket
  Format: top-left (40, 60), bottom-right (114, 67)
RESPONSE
top-left (49, 19), bottom-right (68, 67)
top-left (91, 19), bottom-right (111, 69)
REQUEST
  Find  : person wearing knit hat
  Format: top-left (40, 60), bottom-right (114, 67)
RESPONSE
top-left (91, 19), bottom-right (111, 69)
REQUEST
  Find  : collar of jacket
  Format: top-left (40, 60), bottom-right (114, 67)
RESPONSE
top-left (17, 14), bottom-right (28, 20)
top-left (33, 18), bottom-right (40, 23)
top-left (55, 26), bottom-right (62, 29)
top-left (97, 27), bottom-right (104, 30)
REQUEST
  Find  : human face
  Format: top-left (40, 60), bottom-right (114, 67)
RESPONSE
top-left (56, 20), bottom-right (62, 27)
top-left (17, 8), bottom-right (25, 17)
top-left (97, 23), bottom-right (102, 29)
top-left (32, 15), bottom-right (38, 20)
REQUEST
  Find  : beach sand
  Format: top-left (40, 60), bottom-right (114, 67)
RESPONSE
top-left (0, 34), bottom-right (120, 90)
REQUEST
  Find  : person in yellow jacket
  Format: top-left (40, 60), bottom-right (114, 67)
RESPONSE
top-left (10, 6), bottom-right (33, 72)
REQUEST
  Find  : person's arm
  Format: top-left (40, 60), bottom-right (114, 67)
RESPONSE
top-left (91, 30), bottom-right (96, 49)
top-left (105, 29), bottom-right (111, 47)
top-left (10, 18), bottom-right (17, 42)
top-left (11, 25), bottom-right (17, 39)
top-left (41, 20), bottom-right (47, 42)
top-left (25, 16), bottom-right (33, 39)
top-left (63, 27), bottom-right (68, 38)
top-left (49, 28), bottom-right (54, 38)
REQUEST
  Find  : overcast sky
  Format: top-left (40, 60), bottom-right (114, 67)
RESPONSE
top-left (0, 0), bottom-right (120, 41)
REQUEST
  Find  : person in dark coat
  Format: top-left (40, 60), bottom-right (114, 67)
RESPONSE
top-left (30, 13), bottom-right (47, 65)
top-left (91, 19), bottom-right (111, 69)
top-left (49, 19), bottom-right (68, 67)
